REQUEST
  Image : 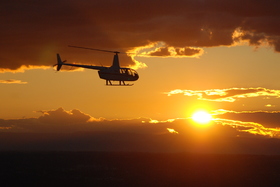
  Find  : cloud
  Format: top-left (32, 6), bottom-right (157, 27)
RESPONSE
top-left (214, 118), bottom-right (280, 138)
top-left (1, 107), bottom-right (280, 138)
top-left (0, 107), bottom-right (155, 133)
top-left (1, 107), bottom-right (280, 153)
top-left (166, 128), bottom-right (179, 134)
top-left (0, 79), bottom-right (27, 84)
top-left (36, 107), bottom-right (98, 124)
top-left (166, 87), bottom-right (280, 102)
top-left (234, 15), bottom-right (280, 50)
top-left (147, 46), bottom-right (204, 57)
top-left (213, 109), bottom-right (280, 129)
top-left (1, 0), bottom-right (280, 71)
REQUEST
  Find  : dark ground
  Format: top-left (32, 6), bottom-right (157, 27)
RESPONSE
top-left (0, 152), bottom-right (280, 187)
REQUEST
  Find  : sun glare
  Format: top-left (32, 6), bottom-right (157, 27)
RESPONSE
top-left (192, 111), bottom-right (212, 124)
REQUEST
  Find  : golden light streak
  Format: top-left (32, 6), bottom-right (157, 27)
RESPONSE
top-left (126, 42), bottom-right (160, 69)
top-left (0, 79), bottom-right (27, 84)
top-left (211, 109), bottom-right (234, 115)
top-left (214, 118), bottom-right (280, 138)
top-left (127, 41), bottom-right (166, 57)
top-left (0, 65), bottom-right (50, 73)
top-left (166, 87), bottom-right (280, 102)
top-left (265, 104), bottom-right (275, 107)
top-left (167, 128), bottom-right (179, 134)
top-left (149, 119), bottom-right (160, 123)
top-left (148, 119), bottom-right (176, 124)
top-left (212, 109), bottom-right (280, 115)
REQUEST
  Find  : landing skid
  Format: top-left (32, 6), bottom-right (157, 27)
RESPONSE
top-left (105, 80), bottom-right (133, 86)
top-left (106, 84), bottom-right (133, 86)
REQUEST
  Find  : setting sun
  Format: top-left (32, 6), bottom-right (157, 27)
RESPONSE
top-left (192, 111), bottom-right (212, 124)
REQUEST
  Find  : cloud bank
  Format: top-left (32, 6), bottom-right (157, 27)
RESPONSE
top-left (1, 0), bottom-right (280, 71)
top-left (1, 107), bottom-right (280, 153)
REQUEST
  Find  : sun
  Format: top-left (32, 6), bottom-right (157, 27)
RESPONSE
top-left (192, 111), bottom-right (212, 124)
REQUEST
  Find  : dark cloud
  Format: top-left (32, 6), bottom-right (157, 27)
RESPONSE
top-left (1, 0), bottom-right (280, 71)
top-left (1, 107), bottom-right (280, 153)
top-left (149, 47), bottom-right (171, 56)
top-left (0, 108), bottom-right (155, 133)
top-left (176, 47), bottom-right (203, 56)
top-left (148, 47), bottom-right (203, 57)
top-left (4, 107), bottom-right (280, 138)
top-left (215, 110), bottom-right (280, 128)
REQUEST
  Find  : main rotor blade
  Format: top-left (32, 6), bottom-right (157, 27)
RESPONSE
top-left (68, 45), bottom-right (120, 54)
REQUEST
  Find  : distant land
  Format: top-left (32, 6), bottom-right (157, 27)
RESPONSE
top-left (1, 152), bottom-right (280, 186)
top-left (1, 131), bottom-right (280, 154)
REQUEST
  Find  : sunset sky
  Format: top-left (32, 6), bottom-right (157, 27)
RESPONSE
top-left (1, 0), bottom-right (280, 153)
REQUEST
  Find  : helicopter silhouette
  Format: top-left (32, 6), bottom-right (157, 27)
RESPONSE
top-left (55, 45), bottom-right (139, 86)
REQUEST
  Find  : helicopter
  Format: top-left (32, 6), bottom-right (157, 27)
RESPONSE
top-left (55, 45), bottom-right (139, 86)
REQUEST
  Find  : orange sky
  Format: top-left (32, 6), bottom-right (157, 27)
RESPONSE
top-left (1, 0), bottom-right (280, 153)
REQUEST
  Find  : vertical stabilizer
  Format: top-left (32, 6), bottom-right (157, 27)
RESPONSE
top-left (111, 54), bottom-right (120, 69)
top-left (56, 54), bottom-right (64, 71)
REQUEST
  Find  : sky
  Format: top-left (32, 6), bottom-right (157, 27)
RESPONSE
top-left (1, 0), bottom-right (280, 153)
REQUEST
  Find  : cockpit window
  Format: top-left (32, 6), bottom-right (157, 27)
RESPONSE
top-left (131, 69), bottom-right (137, 76)
top-left (120, 68), bottom-right (138, 76)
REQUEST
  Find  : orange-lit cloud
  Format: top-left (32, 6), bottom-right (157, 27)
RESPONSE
top-left (1, 107), bottom-right (280, 153)
top-left (2, 0), bottom-right (280, 71)
top-left (0, 79), bottom-right (27, 84)
top-left (147, 46), bottom-right (204, 58)
top-left (167, 128), bottom-right (179, 134)
top-left (37, 107), bottom-right (100, 122)
top-left (0, 66), bottom-right (50, 73)
top-left (213, 111), bottom-right (280, 138)
top-left (214, 118), bottom-right (280, 138)
top-left (213, 109), bottom-right (280, 129)
top-left (166, 87), bottom-right (280, 102)
top-left (147, 114), bottom-right (280, 138)
top-left (1, 107), bottom-right (279, 139)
